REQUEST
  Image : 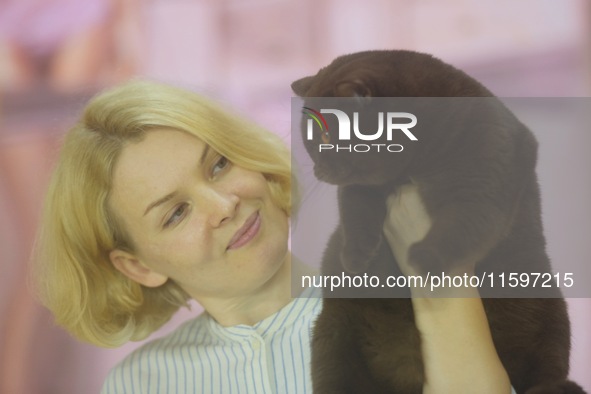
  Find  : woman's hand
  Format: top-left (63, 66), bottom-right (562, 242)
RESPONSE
top-left (382, 184), bottom-right (432, 278)
top-left (382, 184), bottom-right (512, 394)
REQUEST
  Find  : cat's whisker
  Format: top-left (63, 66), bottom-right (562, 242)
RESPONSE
top-left (299, 180), bottom-right (321, 207)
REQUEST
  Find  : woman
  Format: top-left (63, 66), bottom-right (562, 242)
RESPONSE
top-left (34, 80), bottom-right (512, 393)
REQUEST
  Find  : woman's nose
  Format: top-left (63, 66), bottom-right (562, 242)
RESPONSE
top-left (203, 187), bottom-right (239, 227)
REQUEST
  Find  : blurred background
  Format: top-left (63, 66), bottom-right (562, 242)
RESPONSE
top-left (0, 0), bottom-right (589, 393)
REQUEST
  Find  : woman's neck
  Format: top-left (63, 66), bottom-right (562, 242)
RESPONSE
top-left (195, 254), bottom-right (316, 327)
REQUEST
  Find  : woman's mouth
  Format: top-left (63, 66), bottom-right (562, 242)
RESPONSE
top-left (227, 211), bottom-right (261, 250)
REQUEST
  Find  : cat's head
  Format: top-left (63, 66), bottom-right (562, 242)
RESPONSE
top-left (292, 49), bottom-right (492, 98)
top-left (292, 51), bottom-right (440, 186)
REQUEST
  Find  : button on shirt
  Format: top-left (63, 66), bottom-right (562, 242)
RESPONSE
top-left (101, 288), bottom-right (322, 394)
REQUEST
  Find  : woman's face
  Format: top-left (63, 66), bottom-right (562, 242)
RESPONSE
top-left (109, 129), bottom-right (290, 300)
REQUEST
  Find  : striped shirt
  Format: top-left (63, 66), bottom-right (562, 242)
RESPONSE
top-left (101, 289), bottom-right (517, 394)
top-left (101, 288), bottom-right (322, 394)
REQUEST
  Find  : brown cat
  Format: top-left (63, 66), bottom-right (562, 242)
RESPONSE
top-left (292, 50), bottom-right (585, 393)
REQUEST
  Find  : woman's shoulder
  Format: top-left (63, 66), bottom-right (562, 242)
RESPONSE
top-left (100, 313), bottom-right (212, 393)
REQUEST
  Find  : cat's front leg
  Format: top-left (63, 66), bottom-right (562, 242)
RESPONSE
top-left (407, 120), bottom-right (538, 277)
top-left (338, 185), bottom-right (387, 274)
top-left (406, 170), bottom-right (525, 276)
top-left (407, 198), bottom-right (506, 276)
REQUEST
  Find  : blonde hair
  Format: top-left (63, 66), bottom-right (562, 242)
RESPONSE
top-left (34, 80), bottom-right (295, 348)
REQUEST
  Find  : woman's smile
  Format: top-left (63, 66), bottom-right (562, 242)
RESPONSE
top-left (227, 211), bottom-right (261, 250)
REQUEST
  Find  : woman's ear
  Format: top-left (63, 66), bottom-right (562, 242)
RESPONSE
top-left (109, 249), bottom-right (168, 288)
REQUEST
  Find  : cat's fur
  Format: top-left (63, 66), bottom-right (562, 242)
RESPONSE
top-left (292, 50), bottom-right (585, 394)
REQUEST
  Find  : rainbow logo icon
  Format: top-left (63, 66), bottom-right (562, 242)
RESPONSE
top-left (302, 106), bottom-right (330, 143)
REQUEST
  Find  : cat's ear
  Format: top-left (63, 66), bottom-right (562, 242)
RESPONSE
top-left (291, 76), bottom-right (314, 96)
top-left (335, 79), bottom-right (373, 98)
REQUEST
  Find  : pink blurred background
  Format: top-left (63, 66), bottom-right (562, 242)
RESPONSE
top-left (1, 0), bottom-right (589, 393)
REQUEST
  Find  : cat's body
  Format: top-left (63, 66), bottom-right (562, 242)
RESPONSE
top-left (292, 50), bottom-right (585, 393)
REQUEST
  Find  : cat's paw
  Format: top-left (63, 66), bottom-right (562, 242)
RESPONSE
top-left (407, 242), bottom-right (443, 275)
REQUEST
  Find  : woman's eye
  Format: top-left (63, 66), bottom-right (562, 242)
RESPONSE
top-left (164, 203), bottom-right (188, 228)
top-left (211, 155), bottom-right (230, 177)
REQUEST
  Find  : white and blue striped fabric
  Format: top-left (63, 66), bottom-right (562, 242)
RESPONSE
top-left (101, 287), bottom-right (322, 394)
top-left (101, 287), bottom-right (518, 394)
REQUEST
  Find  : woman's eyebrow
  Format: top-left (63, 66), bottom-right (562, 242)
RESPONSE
top-left (143, 191), bottom-right (178, 217)
top-left (143, 144), bottom-right (210, 217)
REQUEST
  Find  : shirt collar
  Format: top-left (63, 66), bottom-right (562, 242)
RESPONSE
top-left (205, 287), bottom-right (321, 342)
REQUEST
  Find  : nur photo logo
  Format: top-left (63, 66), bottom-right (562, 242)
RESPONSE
top-left (302, 106), bottom-right (331, 143)
top-left (302, 107), bottom-right (418, 153)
